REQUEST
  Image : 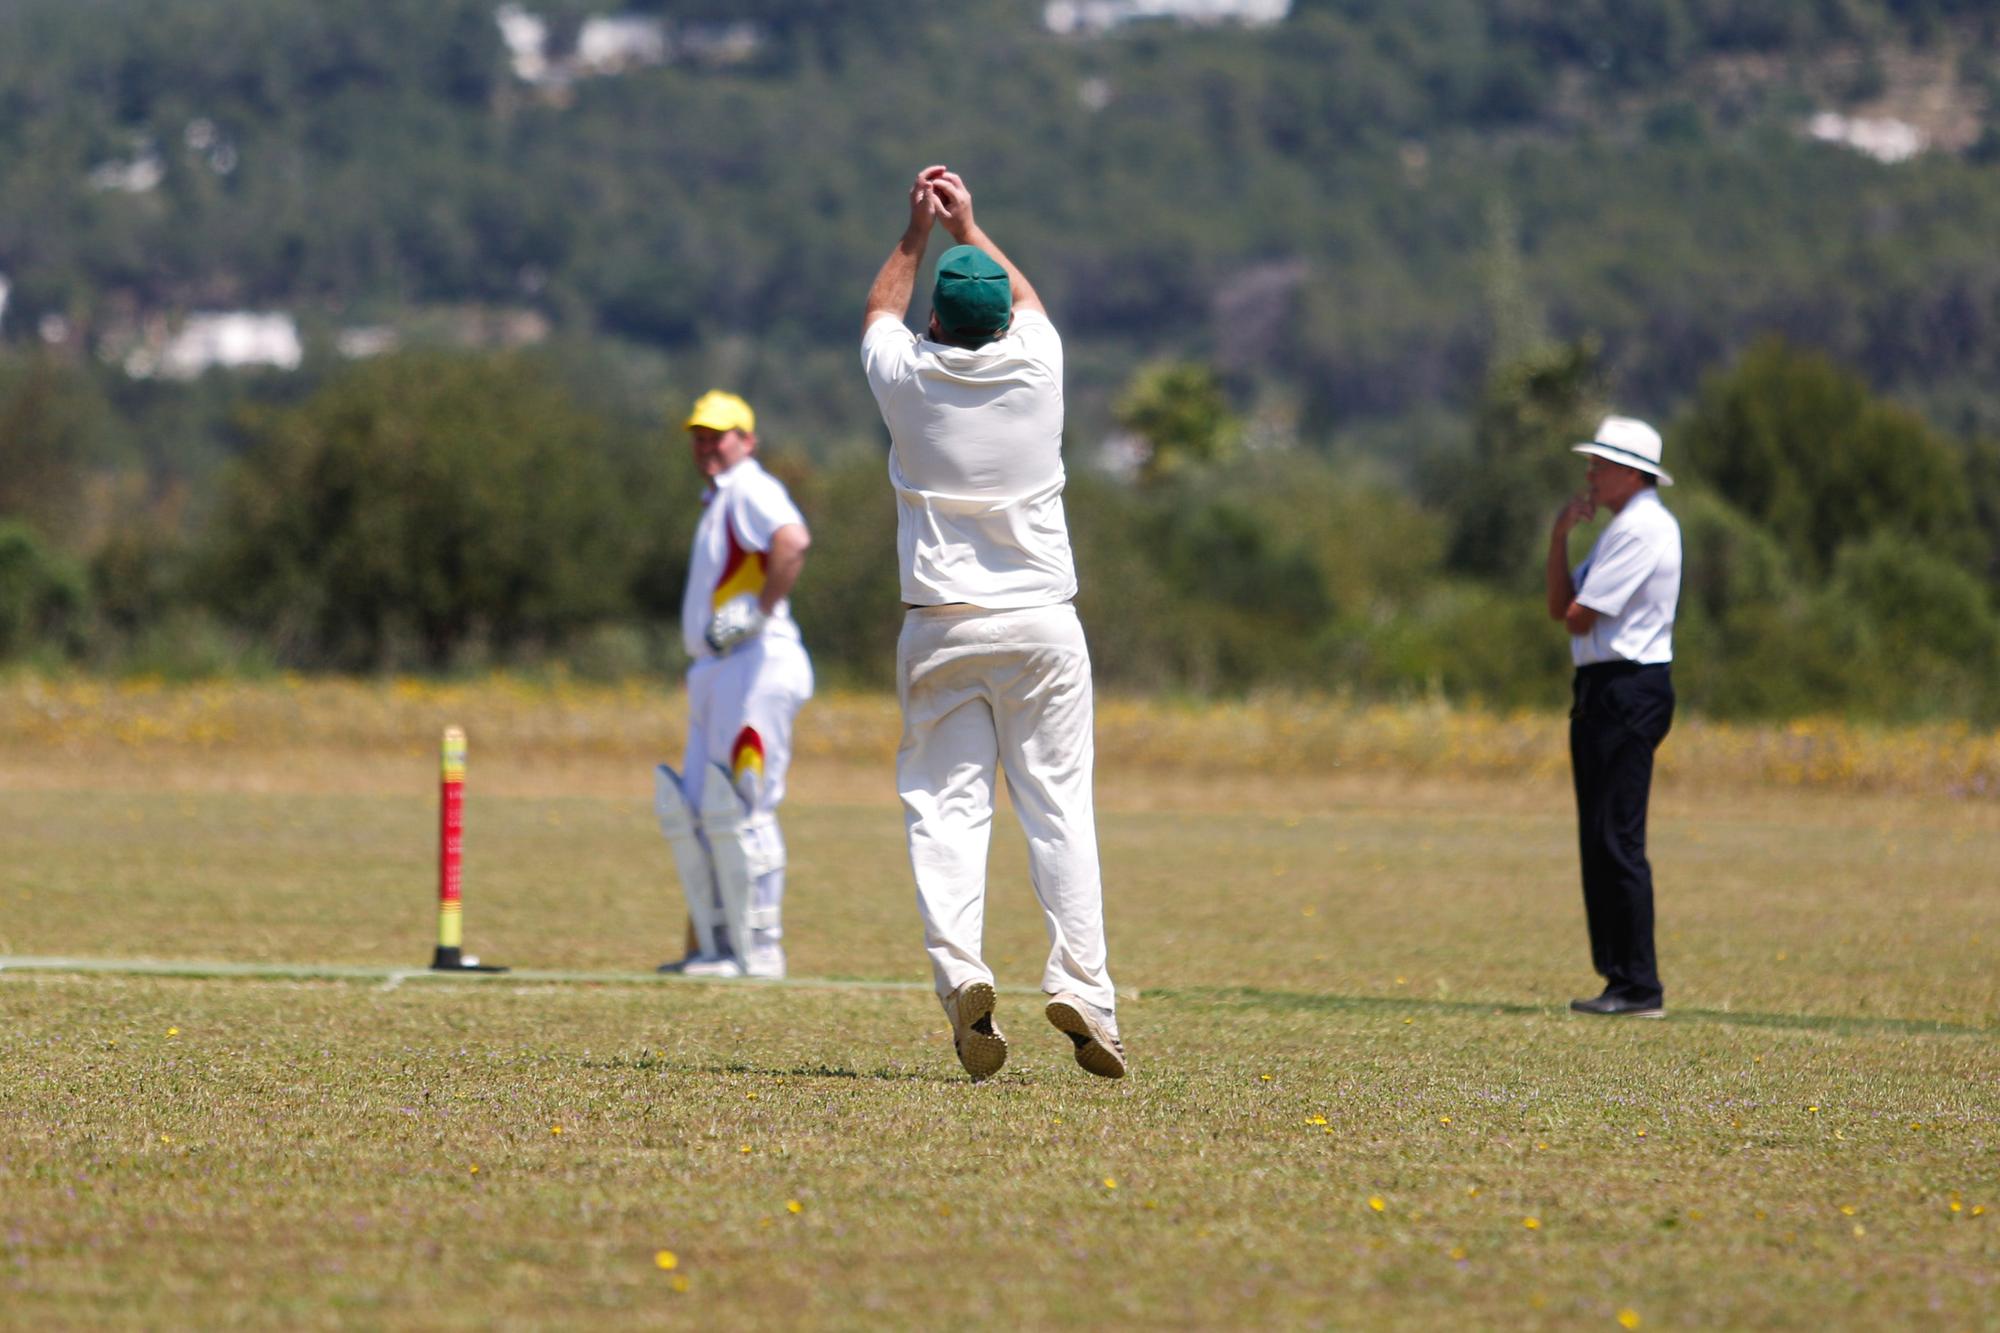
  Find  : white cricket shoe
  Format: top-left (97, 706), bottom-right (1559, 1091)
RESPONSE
top-left (744, 944), bottom-right (786, 980)
top-left (943, 981), bottom-right (1007, 1083)
top-left (661, 954), bottom-right (745, 979)
top-left (1045, 993), bottom-right (1126, 1079)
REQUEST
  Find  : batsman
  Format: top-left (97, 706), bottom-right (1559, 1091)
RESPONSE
top-left (654, 390), bottom-right (814, 979)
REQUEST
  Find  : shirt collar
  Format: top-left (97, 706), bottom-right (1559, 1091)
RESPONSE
top-left (702, 456), bottom-right (759, 502)
top-left (1611, 487), bottom-right (1662, 522)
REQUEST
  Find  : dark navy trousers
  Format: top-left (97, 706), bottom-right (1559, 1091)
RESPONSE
top-left (1568, 661), bottom-right (1674, 1007)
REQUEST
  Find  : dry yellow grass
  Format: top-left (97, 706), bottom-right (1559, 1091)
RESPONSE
top-left (5, 673), bottom-right (2000, 798)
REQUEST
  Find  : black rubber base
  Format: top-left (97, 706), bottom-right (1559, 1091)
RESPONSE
top-left (430, 946), bottom-right (510, 973)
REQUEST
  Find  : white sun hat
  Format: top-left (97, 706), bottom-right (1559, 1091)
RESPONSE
top-left (1572, 415), bottom-right (1672, 485)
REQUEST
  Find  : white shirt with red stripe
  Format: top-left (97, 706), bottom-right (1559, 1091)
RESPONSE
top-left (681, 457), bottom-right (806, 662)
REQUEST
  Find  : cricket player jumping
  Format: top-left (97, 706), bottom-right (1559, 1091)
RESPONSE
top-left (862, 165), bottom-right (1124, 1082)
top-left (654, 391), bottom-right (813, 980)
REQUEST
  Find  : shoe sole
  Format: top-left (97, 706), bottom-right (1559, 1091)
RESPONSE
top-left (1046, 998), bottom-right (1126, 1079)
top-left (953, 982), bottom-right (1008, 1083)
top-left (1569, 1004), bottom-right (1666, 1019)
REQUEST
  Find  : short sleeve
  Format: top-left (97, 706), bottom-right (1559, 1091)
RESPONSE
top-left (731, 474), bottom-right (806, 552)
top-left (1574, 527), bottom-right (1659, 618)
top-left (862, 314), bottom-right (917, 405)
top-left (1009, 309), bottom-right (1062, 382)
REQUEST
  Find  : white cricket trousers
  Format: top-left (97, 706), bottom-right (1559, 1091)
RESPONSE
top-left (896, 602), bottom-right (1116, 1015)
top-left (682, 634), bottom-right (814, 947)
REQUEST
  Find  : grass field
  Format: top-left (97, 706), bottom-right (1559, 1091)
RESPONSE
top-left (2, 679), bottom-right (1997, 1329)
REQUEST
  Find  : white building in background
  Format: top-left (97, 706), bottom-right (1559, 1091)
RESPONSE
top-left (1807, 112), bottom-right (1926, 164)
top-left (495, 3), bottom-right (552, 84)
top-left (127, 312), bottom-right (304, 380)
top-left (0, 274), bottom-right (11, 334)
top-left (576, 14), bottom-right (667, 74)
top-left (87, 143), bottom-right (165, 193)
top-left (1045, 0), bottom-right (1290, 34)
top-left (495, 6), bottom-right (760, 87)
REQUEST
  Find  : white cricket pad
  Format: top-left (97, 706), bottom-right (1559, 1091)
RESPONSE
top-left (655, 764), bottom-right (724, 957)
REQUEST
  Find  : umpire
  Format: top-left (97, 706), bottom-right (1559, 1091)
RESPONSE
top-left (1546, 416), bottom-right (1682, 1018)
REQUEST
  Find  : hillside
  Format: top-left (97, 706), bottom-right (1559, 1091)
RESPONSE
top-left (2, 1), bottom-right (1996, 446)
top-left (3, 1), bottom-right (2000, 713)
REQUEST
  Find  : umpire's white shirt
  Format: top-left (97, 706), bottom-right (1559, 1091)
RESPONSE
top-left (1570, 487), bottom-right (1681, 667)
top-left (681, 457), bottom-right (806, 663)
top-left (861, 310), bottom-right (1078, 608)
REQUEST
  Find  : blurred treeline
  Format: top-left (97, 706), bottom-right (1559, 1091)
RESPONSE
top-left (3, 0), bottom-right (2000, 720)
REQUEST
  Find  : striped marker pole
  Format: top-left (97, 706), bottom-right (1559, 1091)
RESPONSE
top-left (431, 726), bottom-right (506, 972)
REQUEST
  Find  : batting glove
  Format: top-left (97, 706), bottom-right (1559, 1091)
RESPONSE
top-left (704, 596), bottom-right (768, 654)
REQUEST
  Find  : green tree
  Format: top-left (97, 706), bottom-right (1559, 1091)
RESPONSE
top-left (207, 351), bottom-right (636, 670)
top-left (1440, 338), bottom-right (1604, 581)
top-left (1115, 362), bottom-right (1240, 485)
top-left (1676, 338), bottom-right (1977, 576)
top-left (0, 354), bottom-right (120, 546)
top-left (0, 519), bottom-right (89, 660)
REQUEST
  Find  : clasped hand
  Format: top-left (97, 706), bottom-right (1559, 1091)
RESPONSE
top-left (705, 595), bottom-right (768, 654)
top-left (908, 165), bottom-right (975, 241)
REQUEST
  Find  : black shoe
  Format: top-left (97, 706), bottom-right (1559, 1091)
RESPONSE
top-left (1569, 993), bottom-right (1665, 1018)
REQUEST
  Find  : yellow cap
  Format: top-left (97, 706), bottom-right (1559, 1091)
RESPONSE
top-left (684, 390), bottom-right (755, 435)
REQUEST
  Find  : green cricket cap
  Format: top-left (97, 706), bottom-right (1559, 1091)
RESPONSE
top-left (930, 245), bottom-right (1013, 344)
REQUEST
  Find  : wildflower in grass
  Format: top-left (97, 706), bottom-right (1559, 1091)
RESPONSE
top-left (1102, 1177), bottom-right (1117, 1191)
top-left (167, 1027), bottom-right (179, 1037)
top-left (1635, 1129), bottom-right (1646, 1138)
top-left (1619, 1310), bottom-right (1642, 1329)
top-left (1259, 1075), bottom-right (1272, 1083)
top-left (550, 1125), bottom-right (563, 1137)
top-left (670, 1275), bottom-right (690, 1293)
top-left (1467, 1186), bottom-right (1480, 1198)
top-left (1522, 1217), bottom-right (1540, 1230)
top-left (1369, 1196), bottom-right (1386, 1213)
top-left (746, 1092), bottom-right (758, 1101)
top-left (1143, 1200), bottom-right (1159, 1211)
top-left (468, 1164), bottom-right (479, 1175)
top-left (1950, 1201), bottom-right (1962, 1213)
top-left (739, 1145), bottom-right (752, 1154)
top-left (1439, 1116), bottom-right (1451, 1125)
top-left (1839, 1205), bottom-right (1855, 1216)
top-left (1305, 1115), bottom-right (1328, 1126)
top-left (1851, 1224), bottom-right (1865, 1237)
top-left (1449, 1247), bottom-right (1467, 1261)
top-left (1973, 1206), bottom-right (1986, 1217)
top-left (1807, 1105), bottom-right (1819, 1114)
top-left (655, 1250), bottom-right (678, 1270)
top-left (787, 1200), bottom-right (803, 1214)
top-left (160, 1134), bottom-right (172, 1143)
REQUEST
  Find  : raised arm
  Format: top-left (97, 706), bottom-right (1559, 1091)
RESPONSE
top-left (1547, 491), bottom-right (1600, 632)
top-left (863, 166), bottom-right (946, 337)
top-left (929, 171), bottom-right (1045, 317)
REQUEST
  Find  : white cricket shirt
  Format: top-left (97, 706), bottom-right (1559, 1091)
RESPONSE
top-left (681, 457), bottom-right (806, 662)
top-left (1570, 487), bottom-right (1681, 667)
top-left (861, 309), bottom-right (1079, 609)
